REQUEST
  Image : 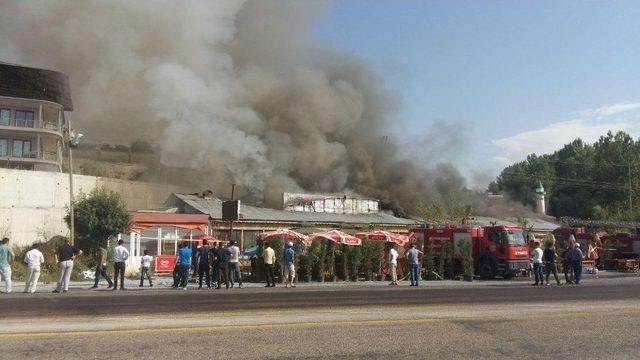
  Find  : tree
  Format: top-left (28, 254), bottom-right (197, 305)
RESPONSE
top-left (491, 131), bottom-right (640, 219)
top-left (65, 187), bottom-right (132, 251)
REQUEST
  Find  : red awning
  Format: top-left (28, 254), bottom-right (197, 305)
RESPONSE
top-left (130, 212), bottom-right (209, 233)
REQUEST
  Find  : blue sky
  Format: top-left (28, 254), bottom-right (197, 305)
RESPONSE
top-left (314, 0), bottom-right (640, 187)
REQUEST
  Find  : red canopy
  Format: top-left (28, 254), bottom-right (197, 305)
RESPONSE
top-left (307, 230), bottom-right (362, 246)
top-left (354, 231), bottom-right (414, 247)
top-left (256, 229), bottom-right (309, 243)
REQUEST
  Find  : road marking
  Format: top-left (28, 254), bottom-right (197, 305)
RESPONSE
top-left (2, 308), bottom-right (639, 339)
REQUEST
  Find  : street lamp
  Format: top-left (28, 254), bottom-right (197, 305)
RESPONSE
top-left (65, 121), bottom-right (83, 245)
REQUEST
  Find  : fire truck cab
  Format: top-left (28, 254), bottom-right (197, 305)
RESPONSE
top-left (412, 225), bottom-right (530, 279)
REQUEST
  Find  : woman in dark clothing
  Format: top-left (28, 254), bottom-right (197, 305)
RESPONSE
top-left (544, 236), bottom-right (561, 285)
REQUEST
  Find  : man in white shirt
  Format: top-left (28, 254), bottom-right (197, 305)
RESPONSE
top-left (388, 245), bottom-right (399, 286)
top-left (228, 241), bottom-right (242, 289)
top-left (139, 249), bottom-right (153, 287)
top-left (23, 243), bottom-right (45, 293)
top-left (530, 241), bottom-right (544, 286)
top-left (113, 239), bottom-right (129, 290)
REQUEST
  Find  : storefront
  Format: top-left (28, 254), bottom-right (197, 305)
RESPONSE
top-left (121, 212), bottom-right (210, 273)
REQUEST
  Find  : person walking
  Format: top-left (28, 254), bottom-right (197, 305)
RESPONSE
top-left (284, 242), bottom-right (296, 288)
top-left (23, 243), bottom-right (45, 293)
top-left (0, 237), bottom-right (14, 294)
top-left (54, 237), bottom-right (82, 293)
top-left (177, 241), bottom-right (192, 290)
top-left (262, 243), bottom-right (276, 287)
top-left (228, 241), bottom-right (243, 289)
top-left (405, 244), bottom-right (423, 287)
top-left (113, 239), bottom-right (129, 290)
top-left (568, 243), bottom-right (584, 285)
top-left (139, 249), bottom-right (153, 287)
top-left (91, 245), bottom-right (113, 289)
top-left (210, 241), bottom-right (219, 288)
top-left (388, 245), bottom-right (399, 286)
top-left (543, 236), bottom-right (561, 286)
top-left (530, 241), bottom-right (544, 286)
top-left (196, 240), bottom-right (211, 289)
top-left (562, 235), bottom-right (576, 284)
top-left (215, 242), bottom-right (230, 290)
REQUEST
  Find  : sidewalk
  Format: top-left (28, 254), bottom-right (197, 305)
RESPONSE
top-left (2, 270), bottom-right (635, 294)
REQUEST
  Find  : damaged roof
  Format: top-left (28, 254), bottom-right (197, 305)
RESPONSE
top-left (165, 193), bottom-right (419, 227)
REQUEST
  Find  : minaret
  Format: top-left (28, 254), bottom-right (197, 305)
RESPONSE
top-left (535, 180), bottom-right (546, 215)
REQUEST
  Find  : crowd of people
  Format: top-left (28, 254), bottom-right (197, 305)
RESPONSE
top-left (0, 233), bottom-right (603, 295)
top-left (530, 234), bottom-right (587, 286)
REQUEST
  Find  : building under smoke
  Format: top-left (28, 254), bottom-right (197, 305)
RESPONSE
top-left (0, 62), bottom-right (72, 172)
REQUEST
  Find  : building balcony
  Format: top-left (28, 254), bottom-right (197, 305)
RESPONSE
top-left (0, 122), bottom-right (64, 140)
top-left (0, 151), bottom-right (61, 170)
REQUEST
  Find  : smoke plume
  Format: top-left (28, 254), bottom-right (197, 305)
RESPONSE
top-left (0, 0), bottom-right (514, 216)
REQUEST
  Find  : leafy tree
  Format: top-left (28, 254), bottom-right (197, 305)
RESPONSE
top-left (65, 187), bottom-right (132, 252)
top-left (423, 238), bottom-right (436, 280)
top-left (491, 131), bottom-right (640, 219)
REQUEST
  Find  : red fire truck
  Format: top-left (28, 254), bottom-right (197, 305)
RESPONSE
top-left (411, 225), bottom-right (530, 279)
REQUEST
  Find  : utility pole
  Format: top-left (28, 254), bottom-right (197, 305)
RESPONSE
top-left (66, 118), bottom-right (83, 246)
top-left (629, 161), bottom-right (633, 213)
top-left (69, 138), bottom-right (74, 245)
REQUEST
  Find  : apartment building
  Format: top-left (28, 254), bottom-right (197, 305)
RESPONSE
top-left (0, 62), bottom-right (73, 172)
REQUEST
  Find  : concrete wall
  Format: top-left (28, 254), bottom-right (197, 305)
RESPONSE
top-left (0, 168), bottom-right (188, 247)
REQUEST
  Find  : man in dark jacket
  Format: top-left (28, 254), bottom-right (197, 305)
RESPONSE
top-left (568, 243), bottom-right (584, 285)
top-left (215, 242), bottom-right (230, 289)
top-left (196, 240), bottom-right (211, 289)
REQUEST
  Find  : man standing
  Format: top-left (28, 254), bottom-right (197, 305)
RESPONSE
top-left (530, 241), bottom-right (544, 286)
top-left (228, 241), bottom-right (243, 289)
top-left (196, 239), bottom-right (211, 289)
top-left (113, 239), bottom-right (129, 290)
top-left (284, 242), bottom-right (296, 288)
top-left (0, 237), bottom-right (14, 294)
top-left (569, 243), bottom-right (584, 285)
top-left (262, 243), bottom-right (276, 287)
top-left (388, 245), bottom-right (399, 286)
top-left (215, 242), bottom-right (230, 289)
top-left (23, 243), bottom-right (45, 293)
top-left (54, 237), bottom-right (82, 293)
top-left (91, 245), bottom-right (113, 289)
top-left (139, 249), bottom-right (153, 287)
top-left (177, 241), bottom-right (192, 290)
top-left (405, 244), bottom-right (423, 287)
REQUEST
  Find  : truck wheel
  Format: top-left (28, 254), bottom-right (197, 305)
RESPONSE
top-left (477, 260), bottom-right (496, 279)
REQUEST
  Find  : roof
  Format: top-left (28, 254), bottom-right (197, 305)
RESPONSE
top-left (466, 216), bottom-right (560, 231)
top-left (0, 62), bottom-right (73, 110)
top-left (166, 193), bottom-right (419, 227)
top-left (131, 212), bottom-right (209, 225)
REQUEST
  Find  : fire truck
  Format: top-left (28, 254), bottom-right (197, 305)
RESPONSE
top-left (411, 225), bottom-right (530, 279)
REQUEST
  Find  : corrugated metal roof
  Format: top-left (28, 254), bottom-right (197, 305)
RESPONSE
top-left (167, 193), bottom-right (419, 226)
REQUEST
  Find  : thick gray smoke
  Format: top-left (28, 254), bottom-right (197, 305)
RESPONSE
top-left (0, 0), bottom-right (504, 216)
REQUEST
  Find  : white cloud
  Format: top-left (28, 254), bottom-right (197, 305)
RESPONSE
top-left (491, 103), bottom-right (640, 165)
top-left (579, 102), bottom-right (640, 117)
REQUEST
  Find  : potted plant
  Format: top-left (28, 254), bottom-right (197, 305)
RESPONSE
top-left (461, 240), bottom-right (474, 282)
top-left (313, 241), bottom-right (326, 282)
top-left (371, 241), bottom-right (383, 281)
top-left (325, 242), bottom-right (337, 282)
top-left (423, 238), bottom-right (436, 280)
top-left (349, 245), bottom-right (362, 281)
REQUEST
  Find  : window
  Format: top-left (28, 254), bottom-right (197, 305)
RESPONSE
top-left (11, 140), bottom-right (31, 157)
top-left (15, 110), bottom-right (35, 127)
top-left (0, 139), bottom-right (7, 156)
top-left (0, 109), bottom-right (10, 126)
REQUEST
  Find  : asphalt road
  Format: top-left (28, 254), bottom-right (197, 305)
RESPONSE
top-left (1, 278), bottom-right (640, 358)
top-left (1, 277), bottom-right (639, 318)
